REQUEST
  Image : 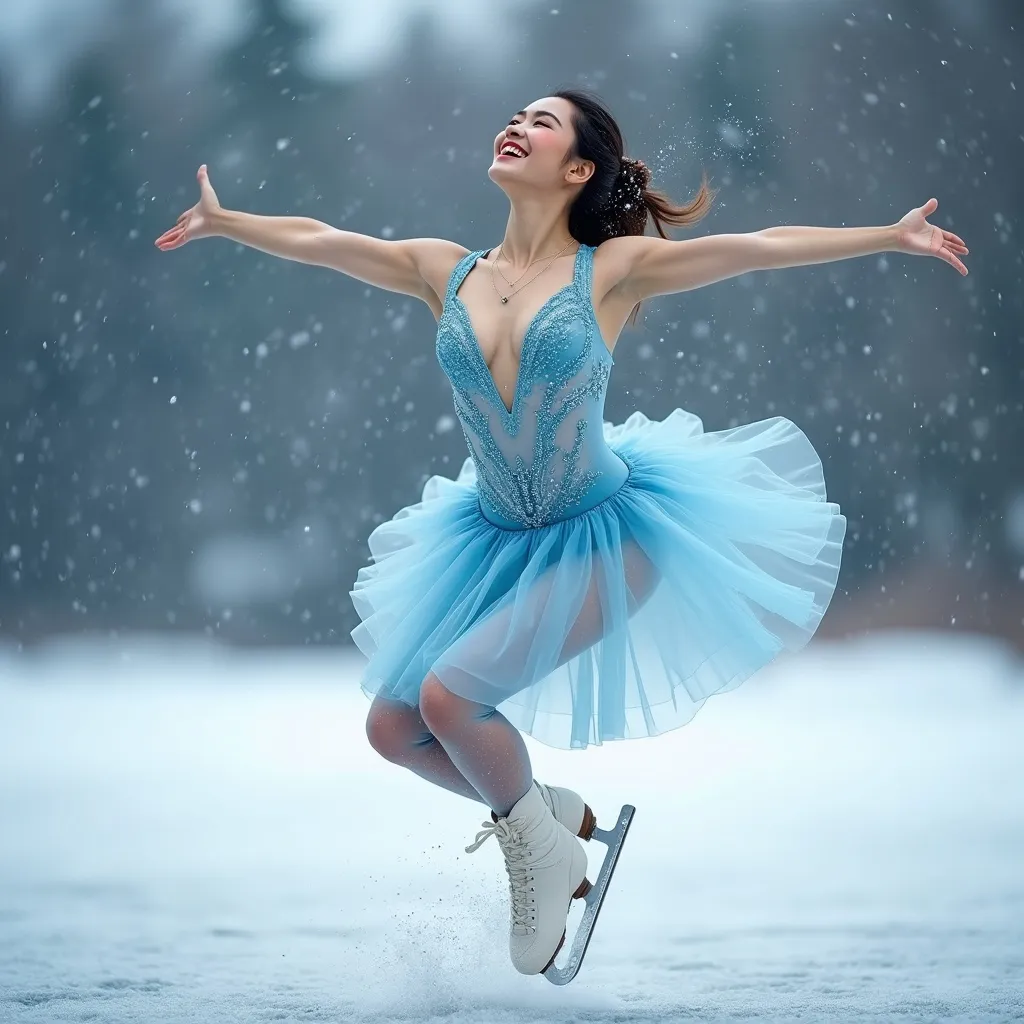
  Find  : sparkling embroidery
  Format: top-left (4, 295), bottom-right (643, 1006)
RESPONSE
top-left (436, 244), bottom-right (621, 528)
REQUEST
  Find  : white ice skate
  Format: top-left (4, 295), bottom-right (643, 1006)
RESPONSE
top-left (492, 781), bottom-right (597, 840)
top-left (465, 781), bottom-right (590, 976)
top-left (480, 780), bottom-right (635, 985)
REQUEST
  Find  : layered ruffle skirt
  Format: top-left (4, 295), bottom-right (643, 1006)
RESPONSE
top-left (350, 409), bottom-right (846, 750)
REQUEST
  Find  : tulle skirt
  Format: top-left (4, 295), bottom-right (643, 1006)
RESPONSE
top-left (349, 408), bottom-right (846, 750)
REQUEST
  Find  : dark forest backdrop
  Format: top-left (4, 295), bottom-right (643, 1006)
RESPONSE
top-left (1, 0), bottom-right (1021, 649)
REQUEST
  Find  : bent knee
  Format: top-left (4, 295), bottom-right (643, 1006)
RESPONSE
top-left (418, 672), bottom-right (496, 728)
top-left (417, 673), bottom-right (451, 727)
top-left (365, 697), bottom-right (433, 761)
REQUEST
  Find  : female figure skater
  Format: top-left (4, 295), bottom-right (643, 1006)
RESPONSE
top-left (156, 89), bottom-right (969, 979)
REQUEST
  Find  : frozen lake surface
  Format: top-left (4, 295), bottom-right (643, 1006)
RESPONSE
top-left (1, 632), bottom-right (1022, 1022)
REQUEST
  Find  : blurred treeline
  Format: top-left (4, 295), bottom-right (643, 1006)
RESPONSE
top-left (1, 0), bottom-right (1021, 649)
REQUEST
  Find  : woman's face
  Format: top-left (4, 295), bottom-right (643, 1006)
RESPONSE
top-left (489, 96), bottom-right (589, 192)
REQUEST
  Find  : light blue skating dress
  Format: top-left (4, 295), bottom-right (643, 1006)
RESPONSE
top-left (350, 243), bottom-right (846, 750)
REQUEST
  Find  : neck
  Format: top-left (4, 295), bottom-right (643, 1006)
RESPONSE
top-left (496, 199), bottom-right (577, 267)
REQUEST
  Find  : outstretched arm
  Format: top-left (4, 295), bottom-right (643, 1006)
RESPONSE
top-left (155, 165), bottom-right (466, 304)
top-left (606, 197), bottom-right (969, 303)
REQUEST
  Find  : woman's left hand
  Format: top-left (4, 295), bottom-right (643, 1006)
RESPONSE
top-left (894, 198), bottom-right (969, 275)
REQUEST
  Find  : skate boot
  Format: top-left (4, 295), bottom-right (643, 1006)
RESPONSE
top-left (489, 781), bottom-right (597, 840)
top-left (466, 782), bottom-right (590, 976)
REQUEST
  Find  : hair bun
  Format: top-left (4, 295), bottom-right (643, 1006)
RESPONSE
top-left (620, 156), bottom-right (652, 189)
top-left (599, 156), bottom-right (653, 237)
top-left (615, 157), bottom-right (651, 211)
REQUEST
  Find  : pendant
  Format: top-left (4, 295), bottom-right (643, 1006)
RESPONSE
top-left (501, 296), bottom-right (508, 304)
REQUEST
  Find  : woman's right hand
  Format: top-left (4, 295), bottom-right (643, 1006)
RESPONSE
top-left (154, 165), bottom-right (222, 250)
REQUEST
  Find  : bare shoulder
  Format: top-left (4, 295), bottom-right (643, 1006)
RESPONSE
top-left (399, 237), bottom-right (472, 321)
top-left (590, 235), bottom-right (655, 306)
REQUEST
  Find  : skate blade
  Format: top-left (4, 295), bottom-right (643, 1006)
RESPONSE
top-left (542, 803), bottom-right (635, 986)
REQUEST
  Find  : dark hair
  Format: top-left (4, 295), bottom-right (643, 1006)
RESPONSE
top-left (552, 87), bottom-right (717, 326)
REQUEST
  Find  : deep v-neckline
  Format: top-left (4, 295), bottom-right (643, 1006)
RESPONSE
top-left (451, 245), bottom-right (584, 420)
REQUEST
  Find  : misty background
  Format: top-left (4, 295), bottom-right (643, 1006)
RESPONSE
top-left (2, 3), bottom-right (1023, 1021)
top-left (1, 0), bottom-right (1020, 650)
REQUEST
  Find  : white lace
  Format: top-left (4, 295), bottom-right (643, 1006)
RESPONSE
top-left (465, 818), bottom-right (536, 934)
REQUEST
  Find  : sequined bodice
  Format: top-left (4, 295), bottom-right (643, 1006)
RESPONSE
top-left (436, 243), bottom-right (629, 530)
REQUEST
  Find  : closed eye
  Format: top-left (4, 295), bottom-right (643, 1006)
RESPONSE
top-left (508, 118), bottom-right (552, 128)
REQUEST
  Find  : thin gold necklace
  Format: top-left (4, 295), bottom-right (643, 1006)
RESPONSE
top-left (489, 239), bottom-right (579, 305)
top-left (492, 238), bottom-right (576, 290)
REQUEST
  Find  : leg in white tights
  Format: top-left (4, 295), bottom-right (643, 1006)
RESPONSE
top-left (364, 537), bottom-right (660, 816)
top-left (418, 674), bottom-right (534, 817)
top-left (365, 695), bottom-right (487, 805)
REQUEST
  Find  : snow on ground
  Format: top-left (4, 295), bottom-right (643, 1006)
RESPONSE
top-left (1, 632), bottom-right (1022, 1022)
